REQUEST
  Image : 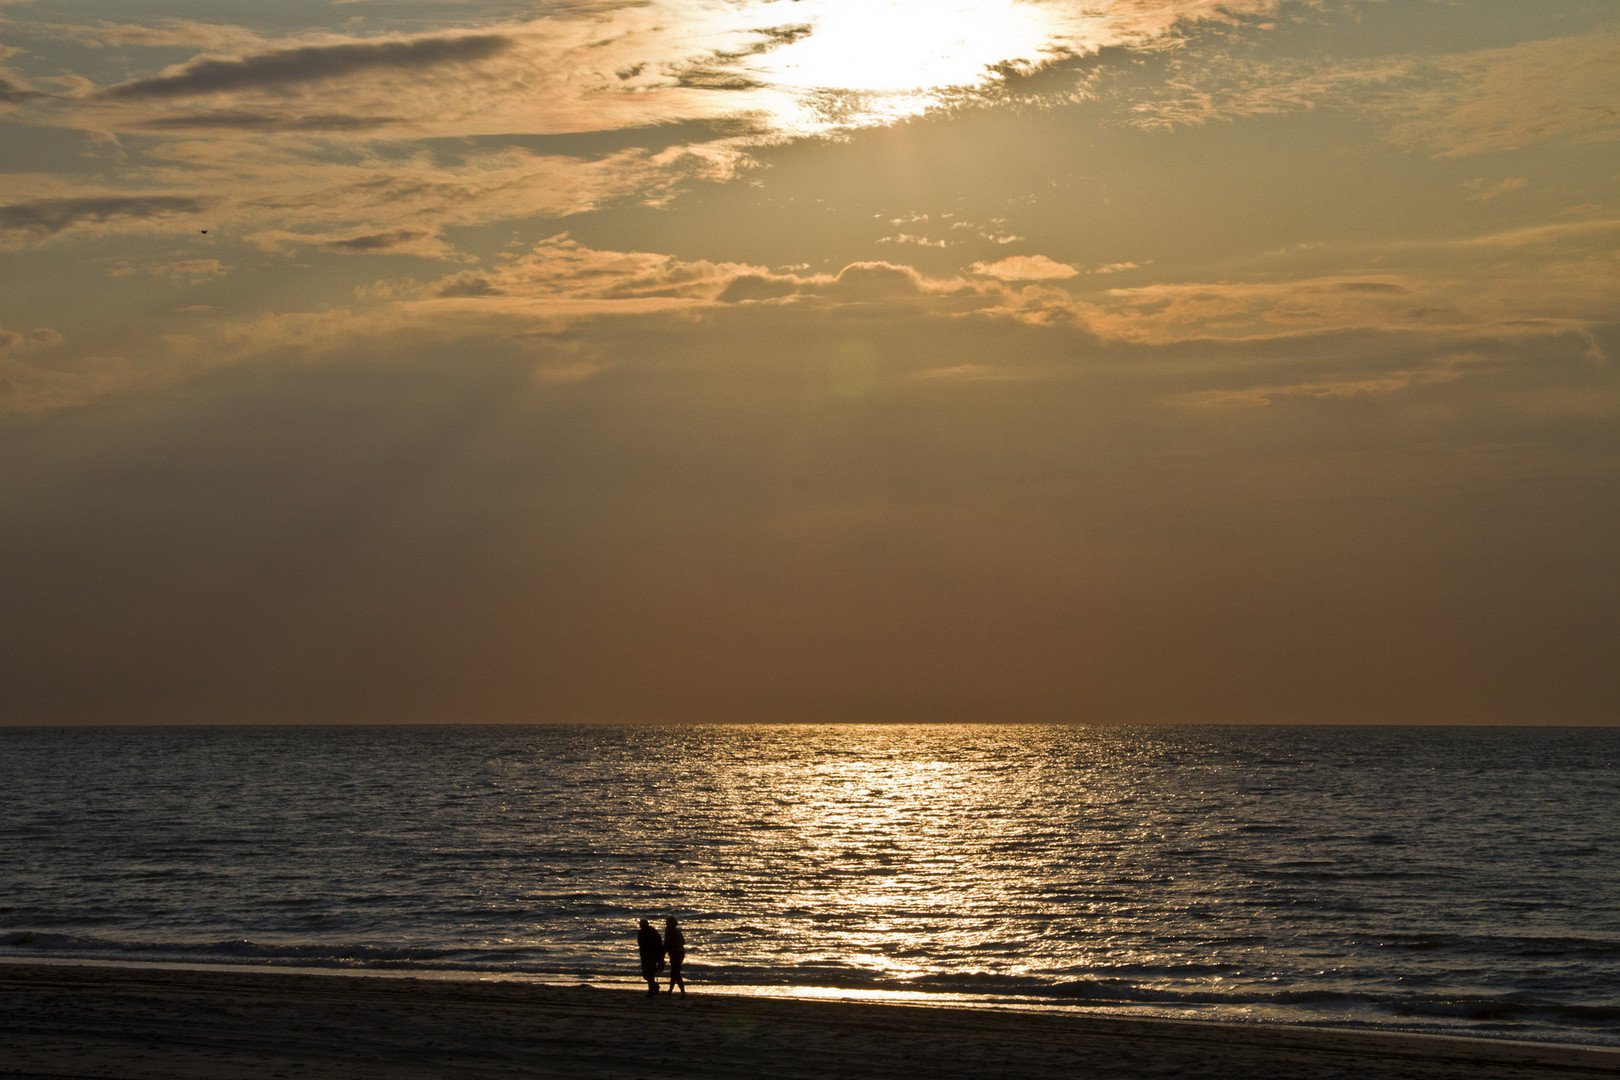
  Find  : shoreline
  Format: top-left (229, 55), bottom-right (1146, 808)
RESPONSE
top-left (5, 954), bottom-right (1613, 1046)
top-left (2, 962), bottom-right (1616, 1079)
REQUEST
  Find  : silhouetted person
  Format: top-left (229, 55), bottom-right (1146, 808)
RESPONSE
top-left (637, 918), bottom-right (665, 997)
top-left (665, 917), bottom-right (686, 995)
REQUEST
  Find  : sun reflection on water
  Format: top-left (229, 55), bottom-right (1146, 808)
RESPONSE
top-left (712, 725), bottom-right (1116, 984)
top-left (12, 724), bottom-right (1615, 1036)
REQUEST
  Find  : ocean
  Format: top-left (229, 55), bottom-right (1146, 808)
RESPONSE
top-left (1, 724), bottom-right (1616, 1045)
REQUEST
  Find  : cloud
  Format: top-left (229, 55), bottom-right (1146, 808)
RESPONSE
top-left (1081, 276), bottom-right (1454, 343)
top-left (327, 229), bottom-right (439, 253)
top-left (23, 18), bottom-right (271, 52)
top-left (0, 325), bottom-right (63, 355)
top-left (470, 235), bottom-right (750, 303)
top-left (824, 261), bottom-right (929, 300)
top-left (103, 34), bottom-right (516, 100)
top-left (14, 211), bottom-right (1610, 417)
top-left (433, 273), bottom-right (504, 299)
top-left (137, 111), bottom-right (401, 133)
top-left (4, 258), bottom-right (1613, 723)
top-left (356, 219), bottom-right (1619, 355)
top-left (252, 227), bottom-right (459, 260)
top-left (1462, 178), bottom-right (1528, 203)
top-left (0, 240), bottom-right (1022, 413)
top-left (0, 195), bottom-right (204, 244)
top-left (878, 233), bottom-right (947, 248)
top-left (272, 236), bottom-right (776, 340)
top-left (157, 259), bottom-right (228, 281)
top-left (11, 223), bottom-right (1610, 424)
top-left (1164, 355), bottom-right (1483, 409)
top-left (1126, 28), bottom-right (1620, 158)
top-left (14, 0), bottom-right (1320, 150)
top-left (1334, 281), bottom-right (1405, 294)
top-left (1389, 32), bottom-right (1620, 157)
top-left (1452, 216), bottom-right (1620, 251)
top-left (64, 139), bottom-right (737, 262)
top-left (0, 1), bottom-right (1370, 270)
top-left (1125, 52), bottom-right (1413, 131)
top-left (1074, 212), bottom-right (1620, 343)
top-left (379, 242), bottom-right (984, 321)
top-left (1, 3), bottom-right (1617, 724)
top-left (971, 254), bottom-right (1078, 281)
top-left (0, 74), bottom-right (41, 105)
top-left (36, 12), bottom-right (757, 143)
top-left (105, 258), bottom-right (227, 283)
top-left (717, 273), bottom-right (798, 303)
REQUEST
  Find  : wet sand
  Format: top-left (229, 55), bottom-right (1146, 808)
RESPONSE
top-left (0, 962), bottom-right (1614, 1079)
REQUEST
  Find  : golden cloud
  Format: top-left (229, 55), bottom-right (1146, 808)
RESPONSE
top-left (970, 254), bottom-right (1079, 281)
top-left (1128, 27), bottom-right (1620, 157)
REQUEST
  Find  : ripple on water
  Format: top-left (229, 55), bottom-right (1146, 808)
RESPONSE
top-left (1, 723), bottom-right (1617, 1044)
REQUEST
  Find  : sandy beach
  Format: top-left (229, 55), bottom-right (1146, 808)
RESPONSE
top-left (0, 963), bottom-right (1614, 1079)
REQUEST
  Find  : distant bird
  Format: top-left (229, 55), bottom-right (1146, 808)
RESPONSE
top-left (200, 229), bottom-right (208, 234)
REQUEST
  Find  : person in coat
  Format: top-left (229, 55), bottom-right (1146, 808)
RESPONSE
top-left (637, 918), bottom-right (665, 997)
top-left (664, 917), bottom-right (686, 995)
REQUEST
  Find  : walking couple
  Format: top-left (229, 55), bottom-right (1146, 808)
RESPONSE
top-left (637, 917), bottom-right (686, 996)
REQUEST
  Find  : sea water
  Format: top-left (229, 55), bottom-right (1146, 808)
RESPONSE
top-left (1, 724), bottom-right (1616, 1044)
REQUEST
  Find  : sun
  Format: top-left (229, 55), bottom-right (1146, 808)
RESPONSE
top-left (760, 0), bottom-right (1053, 93)
top-left (735, 0), bottom-right (1068, 133)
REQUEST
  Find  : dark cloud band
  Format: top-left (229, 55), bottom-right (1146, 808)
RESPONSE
top-left (0, 196), bottom-right (203, 236)
top-left (104, 34), bottom-right (515, 100)
top-left (326, 229), bottom-right (432, 252)
top-left (0, 76), bottom-right (43, 105)
top-left (138, 111), bottom-right (399, 132)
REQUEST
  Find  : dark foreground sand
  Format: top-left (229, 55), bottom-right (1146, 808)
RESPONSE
top-left (1, 963), bottom-right (1615, 1080)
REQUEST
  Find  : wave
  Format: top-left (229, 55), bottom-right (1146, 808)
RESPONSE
top-left (0, 931), bottom-right (513, 969)
top-left (890, 971), bottom-right (1620, 1032)
top-left (768, 969), bottom-right (1620, 1032)
top-left (4, 931), bottom-right (1617, 1037)
top-left (6, 725), bottom-right (1619, 1052)
top-left (1373, 931), bottom-right (1620, 958)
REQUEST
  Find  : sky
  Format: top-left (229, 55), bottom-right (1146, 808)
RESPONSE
top-left (1, 0), bottom-right (1616, 725)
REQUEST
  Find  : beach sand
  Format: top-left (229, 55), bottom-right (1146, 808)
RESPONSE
top-left (1, 962), bottom-right (1614, 1079)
